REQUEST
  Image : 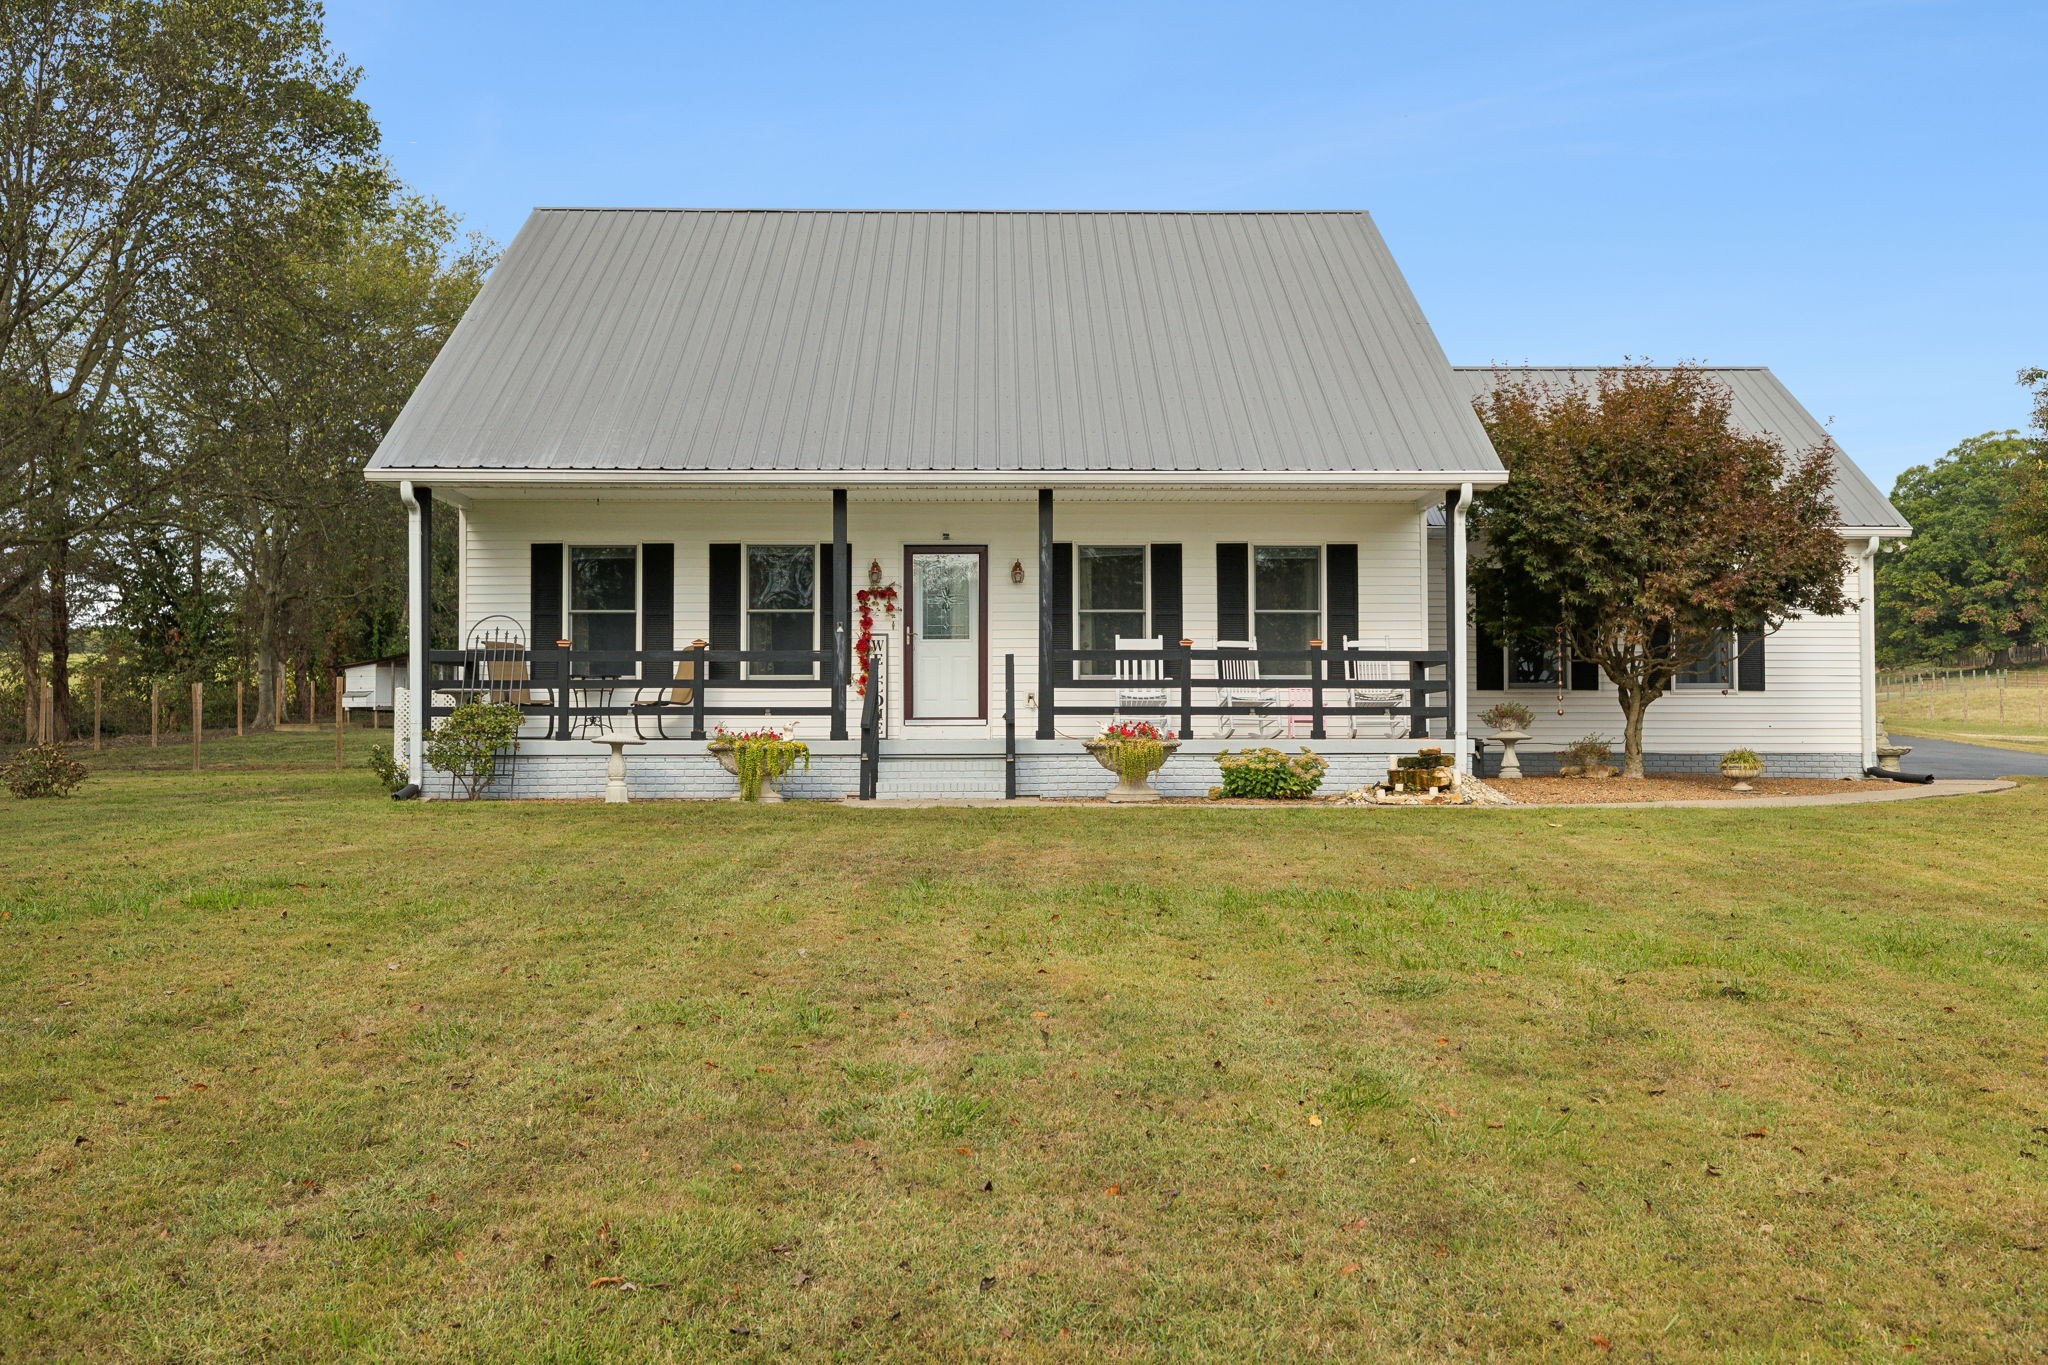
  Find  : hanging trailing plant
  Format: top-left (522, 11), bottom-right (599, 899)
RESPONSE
top-left (1097, 720), bottom-right (1173, 784)
top-left (853, 585), bottom-right (899, 694)
top-left (709, 726), bottom-right (810, 801)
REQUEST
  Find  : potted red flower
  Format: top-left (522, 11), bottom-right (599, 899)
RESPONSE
top-left (1083, 720), bottom-right (1181, 803)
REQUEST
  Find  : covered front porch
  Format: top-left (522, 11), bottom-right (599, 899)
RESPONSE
top-left (395, 479), bottom-right (1477, 799)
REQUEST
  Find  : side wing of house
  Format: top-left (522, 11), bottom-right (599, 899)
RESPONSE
top-left (1439, 367), bottom-right (1910, 778)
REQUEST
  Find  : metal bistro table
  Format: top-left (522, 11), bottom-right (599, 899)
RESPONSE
top-left (570, 682), bottom-right (619, 738)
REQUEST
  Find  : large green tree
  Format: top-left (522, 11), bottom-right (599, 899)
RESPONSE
top-left (160, 192), bottom-right (490, 726)
top-left (1875, 432), bottom-right (2042, 666)
top-left (0, 0), bottom-right (380, 733)
top-left (2010, 368), bottom-right (2048, 588)
top-left (1470, 364), bottom-right (1852, 777)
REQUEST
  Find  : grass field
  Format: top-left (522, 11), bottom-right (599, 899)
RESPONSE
top-left (1881, 667), bottom-right (2048, 754)
top-left (4, 735), bottom-right (2046, 1360)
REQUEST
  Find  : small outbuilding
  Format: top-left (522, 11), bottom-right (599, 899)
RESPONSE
top-left (340, 654), bottom-right (405, 724)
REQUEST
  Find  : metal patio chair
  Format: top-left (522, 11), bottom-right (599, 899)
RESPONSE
top-left (629, 644), bottom-right (702, 740)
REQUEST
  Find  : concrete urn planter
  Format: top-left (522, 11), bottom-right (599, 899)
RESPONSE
top-left (1718, 758), bottom-right (1764, 792)
top-left (707, 741), bottom-right (785, 802)
top-left (1083, 738), bottom-right (1181, 803)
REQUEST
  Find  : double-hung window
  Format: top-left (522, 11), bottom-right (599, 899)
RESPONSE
top-left (747, 544), bottom-right (816, 678)
top-left (569, 545), bottom-right (638, 675)
top-left (1076, 546), bottom-right (1147, 677)
top-left (1253, 545), bottom-right (1321, 677)
top-left (1676, 629), bottom-right (1734, 689)
top-left (1507, 638), bottom-right (1560, 689)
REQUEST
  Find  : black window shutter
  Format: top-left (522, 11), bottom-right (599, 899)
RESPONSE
top-left (1051, 542), bottom-right (1073, 684)
top-left (1570, 655), bottom-right (1601, 691)
top-left (708, 543), bottom-right (741, 681)
top-left (1150, 543), bottom-right (1183, 638)
top-left (1150, 544), bottom-right (1183, 679)
top-left (530, 544), bottom-right (564, 644)
top-left (1475, 620), bottom-right (1505, 691)
top-left (817, 542), bottom-right (835, 653)
top-left (642, 544), bottom-right (674, 661)
top-left (1325, 544), bottom-right (1359, 646)
top-left (1737, 620), bottom-right (1767, 691)
top-left (1216, 543), bottom-right (1249, 641)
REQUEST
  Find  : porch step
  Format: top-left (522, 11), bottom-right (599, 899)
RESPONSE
top-left (874, 754), bottom-right (1009, 800)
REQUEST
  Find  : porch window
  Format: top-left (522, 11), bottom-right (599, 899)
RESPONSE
top-left (1076, 545), bottom-right (1147, 677)
top-left (1677, 629), bottom-right (1734, 689)
top-left (569, 545), bottom-right (638, 675)
top-left (1507, 639), bottom-right (1560, 690)
top-left (1253, 545), bottom-right (1320, 676)
top-left (747, 544), bottom-right (816, 678)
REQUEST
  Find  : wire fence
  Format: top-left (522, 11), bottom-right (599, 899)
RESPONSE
top-left (1877, 663), bottom-right (2048, 731)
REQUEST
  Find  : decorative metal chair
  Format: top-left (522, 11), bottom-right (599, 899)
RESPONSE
top-left (629, 641), bottom-right (702, 739)
top-left (1343, 636), bottom-right (1411, 739)
top-left (1112, 635), bottom-right (1170, 724)
top-left (1215, 639), bottom-right (1278, 739)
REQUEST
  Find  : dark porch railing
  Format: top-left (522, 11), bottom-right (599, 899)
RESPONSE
top-left (423, 637), bottom-right (848, 741)
top-left (1041, 643), bottom-right (1450, 740)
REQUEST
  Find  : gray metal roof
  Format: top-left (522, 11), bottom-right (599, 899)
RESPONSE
top-left (366, 209), bottom-right (1504, 481)
top-left (1450, 366), bottom-right (1907, 531)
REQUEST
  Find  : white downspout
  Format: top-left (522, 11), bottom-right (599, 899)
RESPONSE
top-left (1859, 535), bottom-right (1881, 770)
top-left (1452, 481), bottom-right (1472, 773)
top-left (400, 480), bottom-right (426, 788)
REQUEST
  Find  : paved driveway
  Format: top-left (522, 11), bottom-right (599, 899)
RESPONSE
top-left (1893, 735), bottom-right (2048, 779)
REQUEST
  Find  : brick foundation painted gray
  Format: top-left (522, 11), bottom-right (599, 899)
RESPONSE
top-left (424, 749), bottom-right (862, 801)
top-left (1494, 750), bottom-right (1865, 780)
top-left (419, 740), bottom-right (1867, 800)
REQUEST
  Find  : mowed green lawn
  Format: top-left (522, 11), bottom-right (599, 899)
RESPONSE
top-left (3, 736), bottom-right (2045, 1361)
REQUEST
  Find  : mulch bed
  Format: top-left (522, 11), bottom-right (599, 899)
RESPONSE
top-left (1477, 774), bottom-right (1897, 804)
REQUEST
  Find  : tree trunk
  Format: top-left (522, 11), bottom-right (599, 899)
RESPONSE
top-left (49, 540), bottom-right (70, 739)
top-left (254, 604), bottom-right (279, 730)
top-left (1617, 684), bottom-right (1651, 779)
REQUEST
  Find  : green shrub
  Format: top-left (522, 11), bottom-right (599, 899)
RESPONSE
top-left (4, 743), bottom-right (88, 799)
top-left (1560, 733), bottom-right (1613, 770)
top-left (424, 702), bottom-right (523, 799)
top-left (1215, 747), bottom-right (1328, 799)
top-left (367, 745), bottom-right (409, 794)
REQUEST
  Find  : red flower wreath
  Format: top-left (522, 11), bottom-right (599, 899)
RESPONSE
top-left (852, 585), bottom-right (899, 695)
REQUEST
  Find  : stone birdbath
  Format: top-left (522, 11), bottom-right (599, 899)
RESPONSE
top-left (1490, 728), bottom-right (1530, 779)
top-left (588, 734), bottom-right (646, 804)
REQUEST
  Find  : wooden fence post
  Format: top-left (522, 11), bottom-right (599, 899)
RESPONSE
top-left (305, 665), bottom-right (315, 725)
top-left (236, 679), bottom-right (245, 736)
top-left (151, 680), bottom-right (160, 747)
top-left (277, 663), bottom-right (287, 725)
top-left (93, 676), bottom-right (102, 752)
top-left (40, 689), bottom-right (54, 745)
top-left (191, 681), bottom-right (202, 772)
top-left (334, 675), bottom-right (344, 767)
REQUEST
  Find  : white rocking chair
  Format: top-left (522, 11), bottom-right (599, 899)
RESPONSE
top-left (1215, 639), bottom-right (1279, 739)
top-left (1344, 636), bottom-right (1411, 739)
top-left (1112, 634), bottom-right (1171, 723)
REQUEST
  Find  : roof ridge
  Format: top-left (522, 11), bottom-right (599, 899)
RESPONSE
top-left (528, 207), bottom-right (1380, 216)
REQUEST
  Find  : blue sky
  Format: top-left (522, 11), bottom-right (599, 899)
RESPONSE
top-left (325, 0), bottom-right (2044, 490)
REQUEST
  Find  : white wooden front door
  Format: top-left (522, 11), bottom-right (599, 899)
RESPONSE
top-left (908, 550), bottom-right (982, 719)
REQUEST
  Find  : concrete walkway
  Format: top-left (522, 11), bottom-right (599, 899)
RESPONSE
top-left (1889, 735), bottom-right (2048, 780)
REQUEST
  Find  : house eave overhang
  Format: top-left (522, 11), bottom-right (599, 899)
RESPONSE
top-left (363, 466), bottom-right (1511, 490)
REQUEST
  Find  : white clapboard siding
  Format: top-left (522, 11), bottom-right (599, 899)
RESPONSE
top-left (459, 496), bottom-right (1436, 737)
top-left (1430, 528), bottom-right (1870, 754)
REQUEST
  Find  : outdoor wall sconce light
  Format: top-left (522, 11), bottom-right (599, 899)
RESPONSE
top-left (867, 559), bottom-right (883, 587)
top-left (1010, 560), bottom-right (1025, 584)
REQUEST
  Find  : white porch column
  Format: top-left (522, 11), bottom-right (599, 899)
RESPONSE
top-left (1450, 482), bottom-right (1472, 773)
top-left (1859, 536), bottom-right (1881, 770)
top-left (400, 480), bottom-right (427, 788)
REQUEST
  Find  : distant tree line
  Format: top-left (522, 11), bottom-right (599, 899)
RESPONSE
top-left (1, 0), bottom-right (490, 742)
top-left (1876, 371), bottom-right (2048, 668)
